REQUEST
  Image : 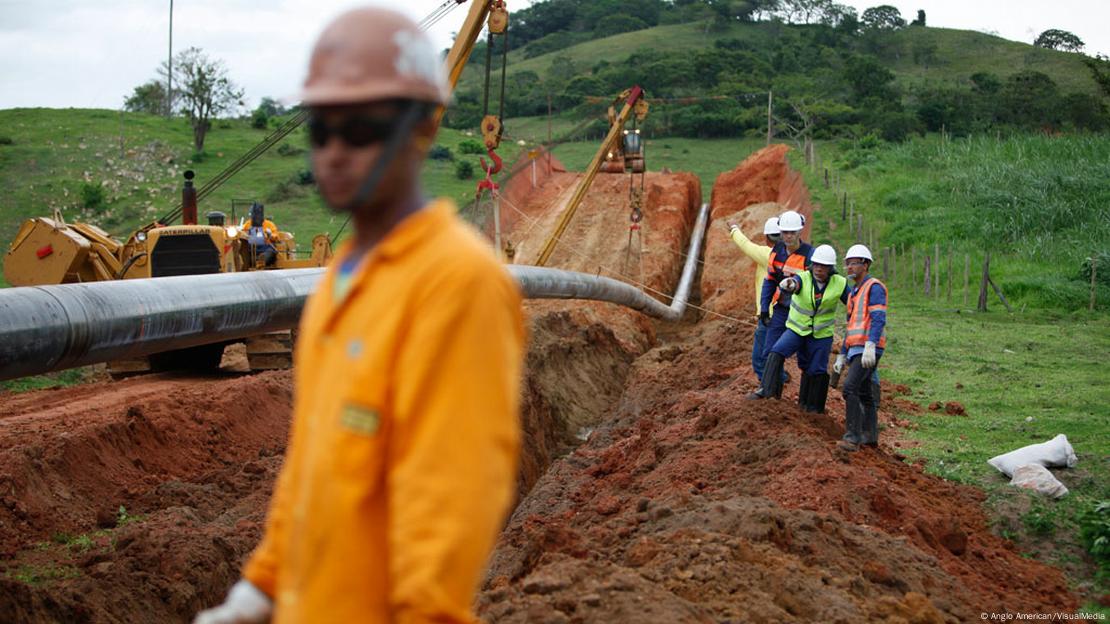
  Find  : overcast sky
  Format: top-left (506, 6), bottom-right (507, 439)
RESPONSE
top-left (0, 0), bottom-right (1106, 111)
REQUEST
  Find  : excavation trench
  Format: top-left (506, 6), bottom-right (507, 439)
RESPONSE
top-left (0, 147), bottom-right (1077, 622)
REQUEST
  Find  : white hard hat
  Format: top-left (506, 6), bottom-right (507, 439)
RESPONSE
top-left (763, 217), bottom-right (780, 235)
top-left (845, 244), bottom-right (873, 262)
top-left (811, 244), bottom-right (837, 266)
top-left (778, 210), bottom-right (803, 232)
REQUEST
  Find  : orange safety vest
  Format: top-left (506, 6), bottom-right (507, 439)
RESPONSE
top-left (846, 276), bottom-right (887, 349)
top-left (768, 248), bottom-right (809, 306)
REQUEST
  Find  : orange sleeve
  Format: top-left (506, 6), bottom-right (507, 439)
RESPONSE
top-left (241, 290), bottom-right (322, 597)
top-left (388, 262), bottom-right (524, 623)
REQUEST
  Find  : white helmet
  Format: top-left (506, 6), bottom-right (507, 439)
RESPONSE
top-left (763, 217), bottom-right (780, 235)
top-left (845, 244), bottom-right (873, 262)
top-left (778, 210), bottom-right (804, 232)
top-left (811, 244), bottom-right (837, 266)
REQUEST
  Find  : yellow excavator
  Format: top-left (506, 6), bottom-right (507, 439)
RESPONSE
top-left (600, 90), bottom-right (649, 174)
top-left (3, 170), bottom-right (332, 373)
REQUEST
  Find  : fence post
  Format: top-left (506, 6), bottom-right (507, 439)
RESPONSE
top-left (978, 252), bottom-right (991, 312)
top-left (924, 254), bottom-right (931, 296)
top-left (964, 253), bottom-right (970, 307)
top-left (849, 202), bottom-right (854, 236)
top-left (824, 168), bottom-right (829, 189)
top-left (857, 214), bottom-right (863, 244)
top-left (892, 246), bottom-right (897, 288)
top-left (881, 247), bottom-right (888, 281)
top-left (933, 243), bottom-right (940, 298)
top-left (912, 247), bottom-right (917, 293)
top-left (841, 192), bottom-right (847, 221)
top-left (1091, 256), bottom-right (1098, 311)
top-left (947, 248), bottom-right (953, 301)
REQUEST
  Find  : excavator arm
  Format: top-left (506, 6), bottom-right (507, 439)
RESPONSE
top-left (534, 86), bottom-right (646, 267)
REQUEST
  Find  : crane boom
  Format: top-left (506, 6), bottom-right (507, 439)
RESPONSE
top-left (534, 86), bottom-right (645, 267)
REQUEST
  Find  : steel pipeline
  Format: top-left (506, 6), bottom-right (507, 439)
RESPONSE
top-left (0, 202), bottom-right (708, 381)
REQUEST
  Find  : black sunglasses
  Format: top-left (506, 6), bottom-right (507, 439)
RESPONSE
top-left (307, 115), bottom-right (396, 148)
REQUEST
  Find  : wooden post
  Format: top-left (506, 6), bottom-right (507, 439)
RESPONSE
top-left (766, 90), bottom-right (773, 145)
top-left (841, 193), bottom-right (847, 222)
top-left (963, 253), bottom-right (970, 307)
top-left (857, 214), bottom-right (863, 244)
top-left (849, 202), bottom-right (854, 236)
top-left (1091, 256), bottom-right (1098, 311)
top-left (947, 248), bottom-right (953, 301)
top-left (988, 276), bottom-right (1014, 313)
top-left (978, 253), bottom-right (991, 312)
top-left (912, 247), bottom-right (917, 292)
top-left (825, 168), bottom-right (829, 189)
top-left (924, 254), bottom-right (931, 296)
top-left (934, 243), bottom-right (940, 298)
top-left (892, 246), bottom-right (897, 288)
top-left (881, 247), bottom-right (888, 281)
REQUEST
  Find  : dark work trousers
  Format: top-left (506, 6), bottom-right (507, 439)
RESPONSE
top-left (842, 353), bottom-right (882, 445)
top-left (771, 329), bottom-right (833, 375)
top-left (761, 304), bottom-right (790, 361)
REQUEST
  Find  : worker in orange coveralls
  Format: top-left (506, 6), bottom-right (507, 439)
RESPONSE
top-left (195, 7), bottom-right (525, 624)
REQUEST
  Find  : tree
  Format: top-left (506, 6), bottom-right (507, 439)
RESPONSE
top-left (860, 5), bottom-right (905, 30)
top-left (997, 70), bottom-right (1061, 129)
top-left (124, 80), bottom-right (168, 115)
top-left (910, 9), bottom-right (925, 26)
top-left (162, 47), bottom-right (245, 151)
top-left (1033, 29), bottom-right (1084, 52)
top-left (1084, 54), bottom-right (1110, 98)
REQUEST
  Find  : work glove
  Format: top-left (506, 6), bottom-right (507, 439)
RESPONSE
top-left (862, 341), bottom-right (877, 368)
top-left (759, 310), bottom-right (770, 326)
top-left (778, 277), bottom-right (798, 293)
top-left (833, 353), bottom-right (846, 374)
top-left (194, 580), bottom-right (273, 624)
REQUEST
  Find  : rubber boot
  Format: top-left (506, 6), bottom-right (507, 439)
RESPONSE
top-left (797, 374), bottom-right (812, 410)
top-left (862, 394), bottom-right (879, 447)
top-left (759, 352), bottom-right (786, 399)
top-left (809, 373), bottom-right (830, 414)
top-left (840, 394), bottom-right (863, 451)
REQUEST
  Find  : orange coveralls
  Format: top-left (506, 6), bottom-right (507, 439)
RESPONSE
top-left (243, 200), bottom-right (525, 623)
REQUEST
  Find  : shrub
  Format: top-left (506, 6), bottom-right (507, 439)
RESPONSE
top-left (1078, 501), bottom-right (1110, 571)
top-left (458, 139), bottom-right (485, 155)
top-left (455, 160), bottom-right (475, 180)
top-left (0, 135), bottom-right (12, 145)
top-left (80, 182), bottom-right (106, 212)
top-left (251, 108), bottom-right (270, 129)
top-left (276, 142), bottom-right (305, 157)
top-left (294, 169), bottom-right (315, 185)
top-left (428, 145), bottom-right (454, 160)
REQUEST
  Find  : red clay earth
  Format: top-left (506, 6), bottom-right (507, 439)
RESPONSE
top-left (0, 146), bottom-right (1078, 622)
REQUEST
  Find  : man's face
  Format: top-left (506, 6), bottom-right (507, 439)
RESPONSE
top-left (780, 230), bottom-right (799, 247)
top-left (309, 102), bottom-right (420, 213)
top-left (812, 263), bottom-right (831, 281)
top-left (845, 258), bottom-right (869, 280)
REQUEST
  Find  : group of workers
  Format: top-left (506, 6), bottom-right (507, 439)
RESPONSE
top-left (727, 209), bottom-right (888, 452)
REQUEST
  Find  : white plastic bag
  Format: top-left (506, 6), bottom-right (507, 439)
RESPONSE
top-left (1010, 464), bottom-right (1069, 499)
top-left (987, 434), bottom-right (1078, 478)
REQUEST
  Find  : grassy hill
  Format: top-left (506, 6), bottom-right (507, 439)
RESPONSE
top-left (459, 20), bottom-right (1101, 98)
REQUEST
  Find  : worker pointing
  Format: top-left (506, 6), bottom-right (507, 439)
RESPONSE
top-left (748, 209), bottom-right (812, 399)
top-left (725, 215), bottom-right (782, 383)
top-left (835, 244), bottom-right (887, 451)
top-left (195, 7), bottom-right (524, 624)
top-left (750, 244), bottom-right (847, 412)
